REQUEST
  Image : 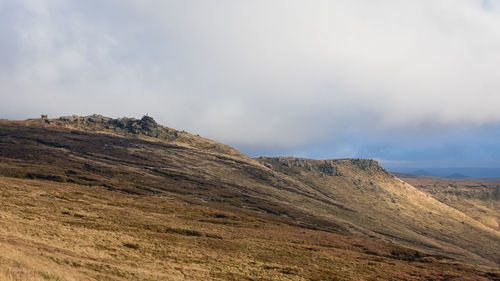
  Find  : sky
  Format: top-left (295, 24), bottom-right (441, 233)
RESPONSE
top-left (1, 0), bottom-right (500, 172)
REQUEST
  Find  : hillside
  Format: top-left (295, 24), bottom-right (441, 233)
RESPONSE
top-left (400, 176), bottom-right (500, 232)
top-left (257, 157), bottom-right (500, 266)
top-left (0, 115), bottom-right (499, 280)
top-left (4, 177), bottom-right (499, 281)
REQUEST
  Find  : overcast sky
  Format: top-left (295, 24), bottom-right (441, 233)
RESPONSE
top-left (1, 0), bottom-right (500, 170)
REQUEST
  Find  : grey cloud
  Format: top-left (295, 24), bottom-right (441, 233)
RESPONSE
top-left (1, 0), bottom-right (500, 150)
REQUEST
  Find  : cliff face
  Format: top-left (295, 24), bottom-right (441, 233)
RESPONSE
top-left (0, 116), bottom-right (499, 268)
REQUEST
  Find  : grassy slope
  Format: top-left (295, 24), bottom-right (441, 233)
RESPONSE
top-left (1, 177), bottom-right (498, 281)
top-left (401, 176), bottom-right (500, 231)
top-left (257, 158), bottom-right (500, 267)
top-left (0, 117), bottom-right (499, 279)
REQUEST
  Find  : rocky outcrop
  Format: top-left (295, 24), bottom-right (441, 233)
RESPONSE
top-left (348, 159), bottom-right (382, 171)
top-left (55, 114), bottom-right (179, 141)
top-left (258, 157), bottom-right (394, 177)
top-left (114, 115), bottom-right (160, 137)
top-left (317, 161), bottom-right (343, 176)
top-left (258, 157), bottom-right (344, 176)
top-left (37, 114), bottom-right (244, 158)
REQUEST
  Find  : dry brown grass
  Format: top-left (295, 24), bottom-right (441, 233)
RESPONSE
top-left (1, 176), bottom-right (498, 280)
top-left (0, 118), bottom-right (499, 280)
top-left (401, 176), bottom-right (500, 231)
top-left (258, 157), bottom-right (500, 267)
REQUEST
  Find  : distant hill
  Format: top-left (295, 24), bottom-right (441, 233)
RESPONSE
top-left (446, 173), bottom-right (469, 179)
top-left (391, 167), bottom-right (500, 178)
top-left (412, 169), bottom-right (436, 176)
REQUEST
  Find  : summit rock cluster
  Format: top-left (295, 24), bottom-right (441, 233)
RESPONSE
top-left (55, 114), bottom-right (178, 140)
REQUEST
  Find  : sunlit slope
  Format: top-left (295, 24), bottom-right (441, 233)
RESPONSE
top-left (0, 116), bottom-right (499, 268)
top-left (3, 177), bottom-right (499, 281)
top-left (0, 118), bottom-right (374, 234)
top-left (402, 176), bottom-right (500, 231)
top-left (258, 157), bottom-right (500, 266)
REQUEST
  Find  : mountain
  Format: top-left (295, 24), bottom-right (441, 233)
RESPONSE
top-left (392, 168), bottom-right (500, 178)
top-left (0, 115), bottom-right (499, 280)
top-left (447, 173), bottom-right (469, 179)
top-left (412, 169), bottom-right (436, 176)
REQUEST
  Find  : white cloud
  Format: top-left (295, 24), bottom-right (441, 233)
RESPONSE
top-left (1, 0), bottom-right (500, 150)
